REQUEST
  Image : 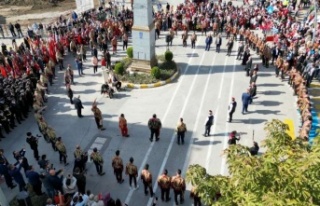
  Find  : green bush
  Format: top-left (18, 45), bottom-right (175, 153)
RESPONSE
top-left (127, 47), bottom-right (133, 58)
top-left (115, 62), bottom-right (125, 75)
top-left (164, 50), bottom-right (173, 62)
top-left (151, 66), bottom-right (161, 79)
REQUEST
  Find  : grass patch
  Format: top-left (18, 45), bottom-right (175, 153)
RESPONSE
top-left (116, 58), bottom-right (177, 84)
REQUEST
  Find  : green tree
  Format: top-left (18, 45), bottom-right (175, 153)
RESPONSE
top-left (186, 119), bottom-right (320, 206)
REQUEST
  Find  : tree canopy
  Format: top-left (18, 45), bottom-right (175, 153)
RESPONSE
top-left (186, 119), bottom-right (320, 206)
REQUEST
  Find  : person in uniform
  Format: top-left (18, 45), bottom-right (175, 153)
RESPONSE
top-left (55, 137), bottom-right (69, 166)
top-left (236, 42), bottom-right (244, 60)
top-left (91, 99), bottom-right (105, 130)
top-left (46, 126), bottom-right (57, 151)
top-left (66, 84), bottom-right (74, 104)
top-left (119, 113), bottom-right (129, 137)
top-left (176, 118), bottom-right (187, 145)
top-left (26, 132), bottom-right (40, 160)
top-left (38, 117), bottom-right (50, 143)
top-left (148, 114), bottom-right (162, 142)
top-left (125, 157), bottom-right (139, 190)
top-left (157, 169), bottom-right (171, 202)
top-left (171, 169), bottom-right (186, 205)
top-left (73, 145), bottom-right (85, 172)
top-left (141, 164), bottom-right (154, 197)
top-left (90, 147), bottom-right (105, 176)
top-left (112, 150), bottom-right (124, 183)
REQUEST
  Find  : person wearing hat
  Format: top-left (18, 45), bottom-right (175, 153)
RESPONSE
top-left (91, 99), bottom-right (105, 130)
top-left (227, 97), bottom-right (237, 123)
top-left (90, 148), bottom-right (105, 176)
top-left (55, 137), bottom-right (69, 166)
top-left (26, 132), bottom-right (40, 160)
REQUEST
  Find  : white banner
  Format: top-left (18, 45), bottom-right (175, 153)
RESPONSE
top-left (76, 0), bottom-right (94, 13)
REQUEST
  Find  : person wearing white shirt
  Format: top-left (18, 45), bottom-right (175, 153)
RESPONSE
top-left (63, 175), bottom-right (77, 196)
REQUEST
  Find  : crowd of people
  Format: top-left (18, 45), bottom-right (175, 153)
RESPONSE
top-left (0, 0), bottom-right (319, 205)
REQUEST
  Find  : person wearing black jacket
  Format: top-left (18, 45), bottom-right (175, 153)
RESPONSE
top-left (73, 96), bottom-right (84, 118)
top-left (227, 97), bottom-right (237, 123)
top-left (26, 132), bottom-right (40, 160)
top-left (14, 22), bottom-right (23, 38)
top-left (66, 84), bottom-right (74, 104)
top-left (228, 131), bottom-right (240, 145)
top-left (8, 23), bottom-right (16, 37)
top-left (203, 110), bottom-right (214, 137)
top-left (249, 82), bottom-right (257, 104)
top-left (249, 141), bottom-right (259, 156)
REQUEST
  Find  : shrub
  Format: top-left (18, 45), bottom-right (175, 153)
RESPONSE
top-left (114, 62), bottom-right (125, 75)
top-left (127, 47), bottom-right (133, 58)
top-left (164, 50), bottom-right (173, 62)
top-left (151, 66), bottom-right (161, 79)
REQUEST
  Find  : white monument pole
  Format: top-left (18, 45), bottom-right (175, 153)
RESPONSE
top-left (129, 0), bottom-right (156, 73)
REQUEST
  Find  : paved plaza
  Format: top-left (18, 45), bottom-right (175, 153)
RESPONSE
top-left (0, 1), bottom-right (302, 206)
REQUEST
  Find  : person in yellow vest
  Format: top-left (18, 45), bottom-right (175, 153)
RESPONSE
top-left (171, 169), bottom-right (186, 205)
top-left (90, 147), bottom-right (105, 176)
top-left (119, 113), bottom-right (129, 137)
top-left (125, 157), bottom-right (139, 190)
top-left (112, 150), bottom-right (124, 183)
top-left (176, 118), bottom-right (187, 145)
top-left (157, 169), bottom-right (171, 202)
top-left (91, 99), bottom-right (105, 130)
top-left (141, 164), bottom-right (154, 197)
top-left (46, 126), bottom-right (57, 151)
top-left (55, 137), bottom-right (69, 166)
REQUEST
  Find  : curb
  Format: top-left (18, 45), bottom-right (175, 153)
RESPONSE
top-left (125, 68), bottom-right (180, 89)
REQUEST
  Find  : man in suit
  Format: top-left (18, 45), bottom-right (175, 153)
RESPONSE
top-left (241, 89), bottom-right (251, 114)
top-left (227, 97), bottom-right (237, 122)
top-left (203, 110), bottom-right (214, 136)
top-left (205, 34), bottom-right (213, 51)
top-left (74, 96), bottom-right (84, 118)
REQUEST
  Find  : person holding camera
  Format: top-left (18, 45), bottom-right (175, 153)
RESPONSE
top-left (26, 132), bottom-right (40, 160)
top-left (228, 130), bottom-right (241, 145)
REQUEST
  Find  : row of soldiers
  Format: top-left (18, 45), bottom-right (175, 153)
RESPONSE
top-left (0, 77), bottom-right (35, 139)
top-left (109, 150), bottom-right (190, 205)
top-left (290, 67), bottom-right (312, 140)
top-left (238, 25), bottom-right (311, 140)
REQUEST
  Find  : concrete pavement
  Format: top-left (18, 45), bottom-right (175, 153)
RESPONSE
top-left (0, 4), bottom-right (301, 206)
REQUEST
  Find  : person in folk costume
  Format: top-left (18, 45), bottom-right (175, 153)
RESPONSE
top-left (111, 36), bottom-right (117, 54)
top-left (91, 98), bottom-right (106, 131)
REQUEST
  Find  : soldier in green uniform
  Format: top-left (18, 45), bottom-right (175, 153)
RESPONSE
top-left (90, 147), bottom-right (105, 176)
top-left (46, 126), bottom-right (57, 151)
top-left (55, 137), bottom-right (69, 166)
top-left (74, 145), bottom-right (86, 172)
